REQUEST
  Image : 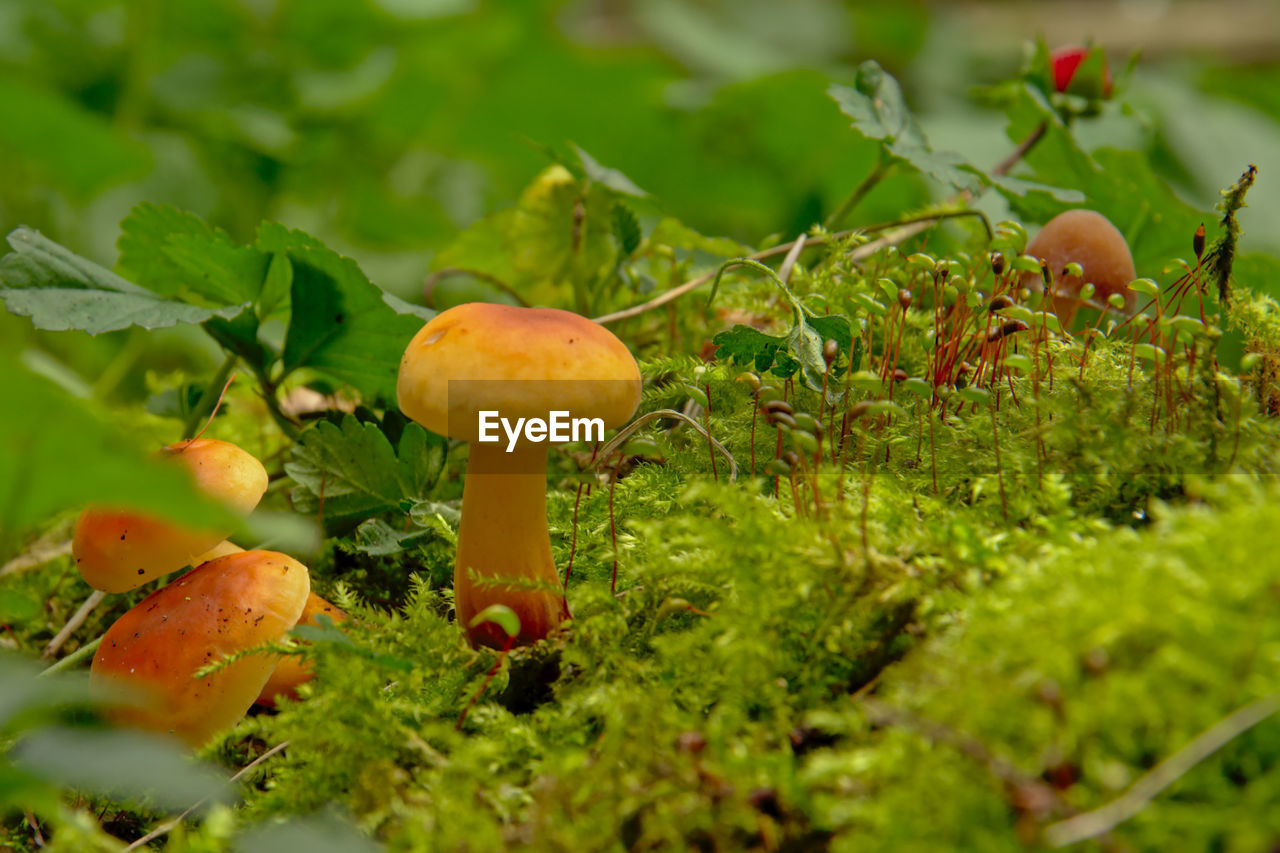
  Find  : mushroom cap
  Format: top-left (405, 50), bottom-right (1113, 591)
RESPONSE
top-left (73, 439), bottom-right (269, 593)
top-left (1022, 209), bottom-right (1137, 319)
top-left (397, 303), bottom-right (642, 443)
top-left (91, 550), bottom-right (310, 747)
top-left (254, 592), bottom-right (347, 707)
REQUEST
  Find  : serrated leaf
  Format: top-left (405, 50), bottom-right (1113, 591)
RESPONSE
top-left (712, 325), bottom-right (789, 375)
top-left (710, 258), bottom-right (855, 392)
top-left (284, 414), bottom-right (445, 533)
top-left (828, 63), bottom-right (976, 189)
top-left (258, 224), bottom-right (427, 402)
top-left (117, 204), bottom-right (268, 305)
top-left (351, 518), bottom-right (433, 556)
top-left (0, 229), bottom-right (248, 335)
top-left (612, 202), bottom-right (642, 258)
top-left (830, 62), bottom-right (1086, 207)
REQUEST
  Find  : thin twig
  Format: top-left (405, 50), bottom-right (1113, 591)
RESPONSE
top-left (1044, 693), bottom-right (1280, 847)
top-left (826, 153), bottom-right (892, 229)
top-left (123, 740), bottom-right (292, 852)
top-left (24, 809), bottom-right (45, 847)
top-left (991, 121), bottom-right (1048, 177)
top-left (0, 537), bottom-right (72, 579)
top-left (778, 233), bottom-right (808, 284)
top-left (424, 266), bottom-right (530, 307)
top-left (588, 216), bottom-right (952, 325)
top-left (42, 590), bottom-right (106, 660)
top-left (592, 212), bottom-right (989, 326)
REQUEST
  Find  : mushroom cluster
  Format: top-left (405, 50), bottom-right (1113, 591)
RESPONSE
top-left (74, 437), bottom-right (334, 746)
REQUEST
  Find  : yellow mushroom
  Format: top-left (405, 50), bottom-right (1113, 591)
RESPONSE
top-left (397, 303), bottom-right (641, 648)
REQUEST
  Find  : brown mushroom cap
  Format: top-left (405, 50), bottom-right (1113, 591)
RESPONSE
top-left (397, 303), bottom-right (643, 443)
top-left (254, 592), bottom-right (347, 707)
top-left (73, 439), bottom-right (269, 593)
top-left (1022, 210), bottom-right (1137, 323)
top-left (91, 550), bottom-right (310, 747)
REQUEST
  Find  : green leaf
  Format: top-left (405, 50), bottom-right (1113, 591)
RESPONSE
top-left (117, 204), bottom-right (269, 305)
top-left (571, 143), bottom-right (647, 197)
top-left (808, 314), bottom-right (854, 357)
top-left (204, 311), bottom-right (272, 369)
top-left (784, 314), bottom-right (833, 391)
top-left (612, 203), bottom-right (642, 258)
top-left (971, 170), bottom-right (1084, 206)
top-left (830, 63), bottom-right (1083, 206)
top-left (648, 218), bottom-right (752, 257)
top-left (0, 229), bottom-right (248, 335)
top-left (285, 414), bottom-right (446, 533)
top-left (432, 166), bottom-right (619, 309)
top-left (0, 355), bottom-right (236, 558)
top-left (712, 325), bottom-right (790, 375)
top-left (351, 519), bottom-right (433, 556)
top-left (710, 258), bottom-right (854, 391)
top-left (0, 654), bottom-right (93, 730)
top-left (12, 727), bottom-right (233, 812)
top-left (828, 62), bottom-right (974, 189)
top-left (258, 224), bottom-right (428, 402)
top-left (469, 604), bottom-right (521, 640)
top-left (380, 290), bottom-right (437, 322)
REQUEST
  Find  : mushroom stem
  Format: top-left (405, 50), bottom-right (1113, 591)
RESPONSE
top-left (455, 443), bottom-right (569, 649)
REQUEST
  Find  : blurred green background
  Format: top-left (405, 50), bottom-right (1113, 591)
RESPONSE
top-left (3, 0), bottom-right (1278, 305)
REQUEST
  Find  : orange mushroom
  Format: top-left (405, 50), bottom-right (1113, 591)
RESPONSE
top-left (1021, 209), bottom-right (1137, 327)
top-left (254, 592), bottom-right (347, 707)
top-left (91, 550), bottom-right (310, 747)
top-left (397, 303), bottom-right (642, 648)
top-left (73, 439), bottom-right (268, 593)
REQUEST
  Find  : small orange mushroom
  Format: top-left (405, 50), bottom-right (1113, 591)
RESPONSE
top-left (73, 439), bottom-right (268, 593)
top-left (91, 550), bottom-right (310, 747)
top-left (1021, 209), bottom-right (1137, 327)
top-left (254, 592), bottom-right (348, 707)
